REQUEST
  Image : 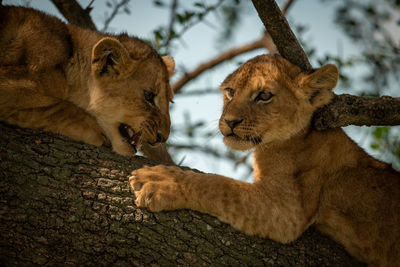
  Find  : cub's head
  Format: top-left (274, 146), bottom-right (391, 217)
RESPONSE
top-left (219, 54), bottom-right (338, 150)
top-left (88, 36), bottom-right (175, 156)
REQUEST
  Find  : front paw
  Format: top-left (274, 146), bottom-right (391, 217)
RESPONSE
top-left (129, 165), bottom-right (187, 212)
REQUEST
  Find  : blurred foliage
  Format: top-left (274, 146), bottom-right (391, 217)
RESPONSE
top-left (321, 0), bottom-right (400, 169)
top-left (328, 0), bottom-right (400, 95)
top-left (371, 127), bottom-right (400, 169)
top-left (151, 0), bottom-right (226, 54)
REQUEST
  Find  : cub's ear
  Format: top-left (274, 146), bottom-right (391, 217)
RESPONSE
top-left (91, 37), bottom-right (135, 79)
top-left (298, 64), bottom-right (339, 108)
top-left (162, 55), bottom-right (175, 78)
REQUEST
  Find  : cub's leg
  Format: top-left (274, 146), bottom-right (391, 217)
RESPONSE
top-left (5, 100), bottom-right (105, 146)
top-left (0, 70), bottom-right (104, 146)
top-left (130, 165), bottom-right (308, 243)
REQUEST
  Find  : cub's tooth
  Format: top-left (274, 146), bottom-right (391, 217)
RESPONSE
top-left (127, 128), bottom-right (134, 138)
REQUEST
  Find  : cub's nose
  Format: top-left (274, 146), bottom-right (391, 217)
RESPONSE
top-left (224, 119), bottom-right (243, 130)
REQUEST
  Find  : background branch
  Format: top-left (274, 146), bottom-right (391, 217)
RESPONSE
top-left (172, 35), bottom-right (274, 93)
top-left (162, 0), bottom-right (178, 50)
top-left (172, 0), bottom-right (296, 93)
top-left (101, 0), bottom-right (131, 32)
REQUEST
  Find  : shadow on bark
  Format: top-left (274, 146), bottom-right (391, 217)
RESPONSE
top-left (0, 122), bottom-right (363, 266)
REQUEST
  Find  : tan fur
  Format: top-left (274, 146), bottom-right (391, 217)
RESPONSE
top-left (130, 54), bottom-right (400, 266)
top-left (0, 6), bottom-right (175, 156)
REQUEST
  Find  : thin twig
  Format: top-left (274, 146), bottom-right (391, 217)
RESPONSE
top-left (101, 0), bottom-right (130, 32)
top-left (86, 0), bottom-right (95, 12)
top-left (281, 0), bottom-right (294, 14)
top-left (175, 0), bottom-right (225, 41)
top-left (163, 0), bottom-right (178, 50)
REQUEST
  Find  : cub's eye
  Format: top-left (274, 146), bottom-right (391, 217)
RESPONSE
top-left (144, 90), bottom-right (156, 105)
top-left (255, 92), bottom-right (274, 102)
top-left (224, 88), bottom-right (235, 99)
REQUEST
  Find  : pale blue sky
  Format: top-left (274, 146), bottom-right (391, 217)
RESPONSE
top-left (5, 0), bottom-right (375, 179)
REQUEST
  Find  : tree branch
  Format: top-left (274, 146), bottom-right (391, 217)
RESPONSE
top-left (0, 122), bottom-right (362, 265)
top-left (251, 0), bottom-right (312, 71)
top-left (50, 0), bottom-right (97, 30)
top-left (313, 94), bottom-right (400, 130)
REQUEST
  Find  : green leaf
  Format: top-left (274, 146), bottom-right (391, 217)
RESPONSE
top-left (370, 143), bottom-right (379, 150)
top-left (177, 14), bottom-right (185, 24)
top-left (184, 11), bottom-right (195, 21)
top-left (372, 126), bottom-right (389, 140)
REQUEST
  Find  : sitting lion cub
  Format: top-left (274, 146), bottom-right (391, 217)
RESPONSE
top-left (130, 55), bottom-right (400, 265)
top-left (0, 6), bottom-right (174, 157)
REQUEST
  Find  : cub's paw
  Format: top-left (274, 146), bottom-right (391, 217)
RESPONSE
top-left (87, 131), bottom-right (106, 147)
top-left (129, 165), bottom-right (187, 212)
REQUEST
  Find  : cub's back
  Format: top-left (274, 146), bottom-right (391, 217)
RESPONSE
top-left (0, 6), bottom-right (72, 72)
top-left (319, 163), bottom-right (400, 265)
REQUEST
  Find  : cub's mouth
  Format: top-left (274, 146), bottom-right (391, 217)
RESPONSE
top-left (118, 123), bottom-right (142, 153)
top-left (226, 133), bottom-right (262, 145)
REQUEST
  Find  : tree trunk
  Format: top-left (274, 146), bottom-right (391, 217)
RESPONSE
top-left (0, 122), bottom-right (363, 266)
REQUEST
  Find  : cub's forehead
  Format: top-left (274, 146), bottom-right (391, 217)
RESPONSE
top-left (220, 61), bottom-right (277, 91)
top-left (220, 54), bottom-right (301, 91)
top-left (143, 57), bottom-right (173, 101)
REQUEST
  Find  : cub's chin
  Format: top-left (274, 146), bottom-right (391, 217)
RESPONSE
top-left (111, 139), bottom-right (137, 156)
top-left (223, 136), bottom-right (257, 151)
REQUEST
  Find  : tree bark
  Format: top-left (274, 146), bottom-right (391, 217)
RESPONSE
top-left (0, 122), bottom-right (363, 266)
top-left (251, 0), bottom-right (312, 71)
top-left (314, 94), bottom-right (400, 130)
top-left (50, 0), bottom-right (97, 30)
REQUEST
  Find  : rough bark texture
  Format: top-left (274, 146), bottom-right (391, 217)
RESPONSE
top-left (251, 0), bottom-right (312, 71)
top-left (314, 94), bottom-right (400, 130)
top-left (0, 122), bottom-right (363, 266)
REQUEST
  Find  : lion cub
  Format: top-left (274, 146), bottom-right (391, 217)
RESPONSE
top-left (0, 6), bottom-right (175, 157)
top-left (130, 55), bottom-right (400, 266)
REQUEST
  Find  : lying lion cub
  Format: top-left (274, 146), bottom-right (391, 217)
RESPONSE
top-left (130, 55), bottom-right (400, 266)
top-left (0, 6), bottom-right (174, 157)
